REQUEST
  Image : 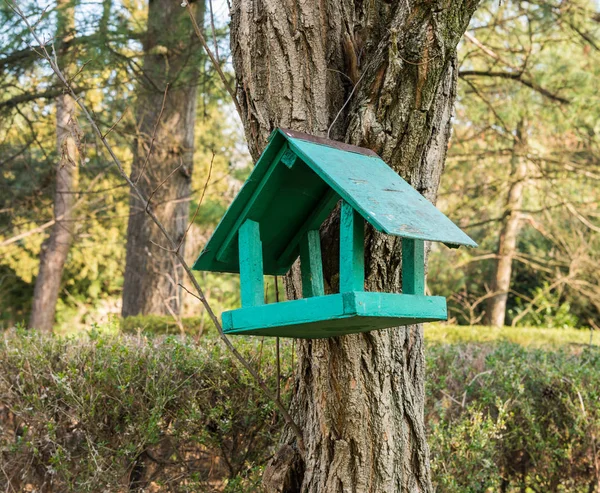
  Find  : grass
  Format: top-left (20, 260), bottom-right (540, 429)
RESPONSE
top-left (425, 322), bottom-right (597, 347)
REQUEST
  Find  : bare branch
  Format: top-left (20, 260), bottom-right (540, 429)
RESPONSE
top-left (11, 1), bottom-right (305, 455)
top-left (184, 3), bottom-right (243, 119)
top-left (459, 70), bottom-right (571, 104)
top-left (208, 0), bottom-right (220, 61)
top-left (176, 151), bottom-right (214, 253)
top-left (134, 84), bottom-right (169, 185)
top-left (102, 107), bottom-right (129, 139)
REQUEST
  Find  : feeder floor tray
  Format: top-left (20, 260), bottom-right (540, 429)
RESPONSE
top-left (222, 291), bottom-right (447, 339)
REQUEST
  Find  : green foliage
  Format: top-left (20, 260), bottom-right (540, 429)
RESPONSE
top-left (0, 0), bottom-right (244, 332)
top-left (430, 0), bottom-right (600, 327)
top-left (120, 314), bottom-right (206, 336)
top-left (1, 327), bottom-right (598, 491)
top-left (427, 342), bottom-right (600, 492)
top-left (509, 283), bottom-right (580, 329)
top-left (0, 331), bottom-right (292, 492)
top-left (425, 323), bottom-right (597, 347)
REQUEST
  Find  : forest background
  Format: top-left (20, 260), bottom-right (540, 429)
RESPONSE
top-left (2, 0), bottom-right (599, 333)
top-left (1, 0), bottom-right (600, 491)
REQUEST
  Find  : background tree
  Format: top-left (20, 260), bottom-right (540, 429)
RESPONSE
top-left (0, 0), bottom-right (238, 331)
top-left (487, 118), bottom-right (528, 327)
top-left (28, 0), bottom-right (79, 332)
top-left (0, 0), bottom-right (141, 329)
top-left (230, 1), bottom-right (479, 490)
top-left (429, 0), bottom-right (600, 328)
top-left (121, 0), bottom-right (205, 318)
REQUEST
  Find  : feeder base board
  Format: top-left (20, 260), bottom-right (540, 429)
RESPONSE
top-left (222, 291), bottom-right (446, 339)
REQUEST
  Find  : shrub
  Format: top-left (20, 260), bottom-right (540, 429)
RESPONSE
top-left (0, 331), bottom-right (292, 492)
top-left (120, 315), bottom-right (207, 336)
top-left (1, 329), bottom-right (598, 492)
top-left (427, 342), bottom-right (600, 492)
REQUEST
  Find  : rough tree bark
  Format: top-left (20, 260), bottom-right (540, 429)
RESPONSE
top-left (29, 0), bottom-right (79, 332)
top-left (230, 1), bottom-right (480, 491)
top-left (122, 0), bottom-right (204, 317)
top-left (487, 119), bottom-right (528, 327)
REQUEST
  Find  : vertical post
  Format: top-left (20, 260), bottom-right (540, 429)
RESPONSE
top-left (300, 230), bottom-right (325, 298)
top-left (238, 219), bottom-right (265, 307)
top-left (402, 238), bottom-right (425, 295)
top-left (339, 200), bottom-right (364, 292)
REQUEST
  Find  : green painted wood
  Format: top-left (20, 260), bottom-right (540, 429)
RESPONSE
top-left (281, 146), bottom-right (298, 168)
top-left (340, 200), bottom-right (364, 292)
top-left (402, 238), bottom-right (425, 295)
top-left (276, 189), bottom-right (339, 268)
top-left (285, 133), bottom-right (477, 247)
top-left (221, 291), bottom-right (447, 338)
top-left (192, 130), bottom-right (287, 274)
top-left (238, 219), bottom-right (264, 307)
top-left (194, 134), bottom-right (331, 275)
top-left (216, 145), bottom-right (288, 263)
top-left (193, 128), bottom-right (477, 276)
top-left (300, 230), bottom-right (325, 298)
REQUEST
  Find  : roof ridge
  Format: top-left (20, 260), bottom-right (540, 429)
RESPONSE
top-left (279, 128), bottom-right (379, 158)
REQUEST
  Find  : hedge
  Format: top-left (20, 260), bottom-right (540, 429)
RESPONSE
top-left (1, 329), bottom-right (598, 492)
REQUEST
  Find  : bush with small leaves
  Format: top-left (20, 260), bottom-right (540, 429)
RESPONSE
top-left (0, 330), bottom-right (293, 492)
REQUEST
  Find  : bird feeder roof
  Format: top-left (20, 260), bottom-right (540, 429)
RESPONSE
top-left (193, 128), bottom-right (477, 275)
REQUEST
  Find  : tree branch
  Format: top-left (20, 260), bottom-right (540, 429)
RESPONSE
top-left (10, 1), bottom-right (305, 455)
top-left (0, 85), bottom-right (87, 111)
top-left (459, 70), bottom-right (571, 104)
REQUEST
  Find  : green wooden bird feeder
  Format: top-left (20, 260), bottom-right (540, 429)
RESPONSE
top-left (192, 129), bottom-right (477, 338)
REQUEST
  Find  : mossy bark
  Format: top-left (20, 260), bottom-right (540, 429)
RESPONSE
top-left (230, 1), bottom-right (480, 490)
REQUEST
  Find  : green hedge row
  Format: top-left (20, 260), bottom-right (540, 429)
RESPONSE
top-left (0, 332), bottom-right (288, 492)
top-left (1, 330), bottom-right (598, 492)
top-left (426, 343), bottom-right (600, 492)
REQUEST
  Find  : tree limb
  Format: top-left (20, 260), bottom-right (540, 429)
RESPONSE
top-left (0, 86), bottom-right (87, 111)
top-left (459, 70), bottom-right (571, 104)
top-left (10, 1), bottom-right (305, 456)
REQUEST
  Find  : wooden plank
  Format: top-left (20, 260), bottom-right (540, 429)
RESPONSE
top-left (215, 146), bottom-right (288, 263)
top-left (300, 230), bottom-right (325, 298)
top-left (402, 238), bottom-right (425, 295)
top-left (281, 146), bottom-right (298, 168)
top-left (221, 291), bottom-right (447, 338)
top-left (339, 200), bottom-right (364, 292)
top-left (276, 188), bottom-right (339, 267)
top-left (352, 291), bottom-right (446, 320)
top-left (287, 137), bottom-right (478, 247)
top-left (238, 219), bottom-right (265, 307)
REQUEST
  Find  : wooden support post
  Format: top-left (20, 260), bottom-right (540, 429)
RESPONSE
top-left (402, 238), bottom-right (425, 295)
top-left (238, 219), bottom-right (265, 307)
top-left (300, 230), bottom-right (325, 298)
top-left (339, 200), bottom-right (364, 292)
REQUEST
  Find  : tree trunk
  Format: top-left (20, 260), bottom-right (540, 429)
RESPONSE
top-left (230, 1), bottom-right (479, 491)
top-left (487, 120), bottom-right (528, 327)
top-left (121, 0), bottom-right (204, 317)
top-left (29, 0), bottom-right (78, 333)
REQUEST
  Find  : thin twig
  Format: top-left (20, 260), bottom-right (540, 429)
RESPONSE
top-left (275, 275), bottom-right (281, 402)
top-left (176, 151), bottom-right (214, 253)
top-left (327, 60), bottom-right (374, 139)
top-left (102, 107), bottom-right (129, 139)
top-left (184, 3), bottom-right (243, 119)
top-left (135, 84), bottom-right (169, 185)
top-left (12, 2), bottom-right (305, 455)
top-left (145, 160), bottom-right (185, 216)
top-left (208, 0), bottom-right (220, 61)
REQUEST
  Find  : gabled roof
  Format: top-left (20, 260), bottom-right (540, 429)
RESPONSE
top-left (193, 128), bottom-right (477, 275)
